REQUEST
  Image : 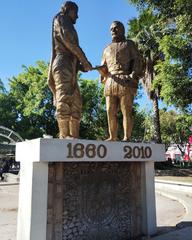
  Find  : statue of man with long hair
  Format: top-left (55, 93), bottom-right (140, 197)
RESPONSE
top-left (48, 1), bottom-right (92, 139)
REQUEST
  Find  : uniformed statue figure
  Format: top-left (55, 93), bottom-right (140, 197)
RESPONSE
top-left (99, 21), bottom-right (142, 141)
top-left (48, 1), bottom-right (92, 139)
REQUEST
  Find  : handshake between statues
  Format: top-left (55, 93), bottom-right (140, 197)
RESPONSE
top-left (48, 1), bottom-right (142, 141)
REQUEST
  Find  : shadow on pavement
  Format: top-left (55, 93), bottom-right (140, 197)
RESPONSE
top-left (152, 221), bottom-right (192, 239)
top-left (176, 221), bottom-right (192, 228)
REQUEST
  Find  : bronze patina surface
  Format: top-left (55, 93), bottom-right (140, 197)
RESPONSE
top-left (48, 1), bottom-right (92, 139)
top-left (100, 21), bottom-right (143, 141)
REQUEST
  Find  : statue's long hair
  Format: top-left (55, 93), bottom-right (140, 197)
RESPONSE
top-left (61, 1), bottom-right (78, 15)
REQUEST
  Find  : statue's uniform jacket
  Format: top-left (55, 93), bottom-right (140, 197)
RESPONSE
top-left (101, 40), bottom-right (141, 97)
top-left (48, 13), bottom-right (89, 120)
top-left (101, 39), bottom-right (142, 140)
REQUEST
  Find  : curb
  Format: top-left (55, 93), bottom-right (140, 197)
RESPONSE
top-left (155, 180), bottom-right (192, 194)
top-left (155, 181), bottom-right (192, 223)
top-left (0, 182), bottom-right (19, 186)
top-left (155, 179), bottom-right (192, 186)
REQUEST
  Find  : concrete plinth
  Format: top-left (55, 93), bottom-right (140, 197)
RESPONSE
top-left (16, 138), bottom-right (165, 240)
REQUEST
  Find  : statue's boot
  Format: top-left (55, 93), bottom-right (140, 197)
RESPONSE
top-left (57, 119), bottom-right (70, 139)
top-left (70, 118), bottom-right (80, 139)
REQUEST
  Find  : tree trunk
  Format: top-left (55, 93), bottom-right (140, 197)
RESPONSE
top-left (144, 57), bottom-right (162, 143)
top-left (149, 59), bottom-right (161, 143)
top-left (152, 93), bottom-right (162, 143)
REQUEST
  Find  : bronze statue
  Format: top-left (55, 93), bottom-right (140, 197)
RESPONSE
top-left (48, 1), bottom-right (92, 139)
top-left (99, 21), bottom-right (142, 141)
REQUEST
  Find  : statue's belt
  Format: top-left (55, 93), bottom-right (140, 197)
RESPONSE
top-left (108, 74), bottom-right (138, 88)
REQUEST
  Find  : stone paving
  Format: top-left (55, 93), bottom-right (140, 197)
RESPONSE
top-left (0, 180), bottom-right (192, 240)
top-left (151, 179), bottom-right (192, 240)
top-left (151, 227), bottom-right (192, 240)
top-left (0, 184), bottom-right (18, 240)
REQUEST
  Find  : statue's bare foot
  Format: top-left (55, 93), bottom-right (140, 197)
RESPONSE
top-left (105, 137), bottom-right (117, 141)
top-left (60, 136), bottom-right (76, 140)
top-left (122, 137), bottom-right (130, 142)
top-left (59, 136), bottom-right (69, 139)
top-left (66, 136), bottom-right (79, 140)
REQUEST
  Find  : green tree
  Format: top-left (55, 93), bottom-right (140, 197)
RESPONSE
top-left (160, 109), bottom-right (192, 144)
top-left (154, 35), bottom-right (192, 112)
top-left (79, 79), bottom-right (108, 140)
top-left (129, 0), bottom-right (192, 35)
top-left (0, 79), bottom-right (6, 94)
top-left (175, 114), bottom-right (192, 144)
top-left (144, 109), bottom-right (192, 145)
top-left (128, 9), bottom-right (163, 143)
top-left (0, 92), bottom-right (18, 131)
top-left (0, 61), bottom-right (146, 141)
top-left (80, 79), bottom-right (146, 141)
top-left (9, 61), bottom-right (57, 139)
top-left (160, 110), bottom-right (178, 145)
top-left (128, 0), bottom-right (192, 113)
top-left (0, 80), bottom-right (18, 133)
top-left (143, 112), bottom-right (154, 142)
top-left (131, 104), bottom-right (146, 141)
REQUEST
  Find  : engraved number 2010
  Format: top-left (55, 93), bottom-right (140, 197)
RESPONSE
top-left (67, 143), bottom-right (107, 159)
top-left (124, 146), bottom-right (152, 159)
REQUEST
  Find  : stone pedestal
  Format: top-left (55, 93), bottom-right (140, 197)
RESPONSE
top-left (16, 138), bottom-right (165, 240)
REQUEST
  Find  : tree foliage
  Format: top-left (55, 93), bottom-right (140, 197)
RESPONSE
top-left (8, 61), bottom-right (57, 139)
top-left (79, 79), bottom-right (108, 140)
top-left (128, 0), bottom-right (192, 113)
top-left (144, 109), bottom-right (192, 145)
top-left (0, 79), bottom-right (6, 94)
top-left (0, 61), bottom-right (146, 141)
top-left (0, 91), bottom-right (18, 131)
top-left (129, 0), bottom-right (192, 35)
top-left (160, 110), bottom-right (192, 144)
top-left (128, 9), bottom-right (162, 143)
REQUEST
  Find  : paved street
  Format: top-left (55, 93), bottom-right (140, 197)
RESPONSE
top-left (0, 183), bottom-right (190, 240)
top-left (156, 193), bottom-right (185, 228)
top-left (152, 179), bottom-right (192, 239)
top-left (0, 184), bottom-right (18, 240)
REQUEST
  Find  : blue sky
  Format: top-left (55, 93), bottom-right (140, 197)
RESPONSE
top-left (0, 0), bottom-right (156, 110)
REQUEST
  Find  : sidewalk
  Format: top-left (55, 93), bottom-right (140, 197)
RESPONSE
top-left (0, 178), bottom-right (192, 240)
top-left (152, 178), bottom-right (192, 239)
top-left (151, 226), bottom-right (192, 240)
top-left (0, 184), bottom-right (18, 240)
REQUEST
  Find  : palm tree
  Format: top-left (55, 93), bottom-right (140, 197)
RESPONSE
top-left (0, 79), bottom-right (6, 94)
top-left (128, 9), bottom-right (162, 143)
